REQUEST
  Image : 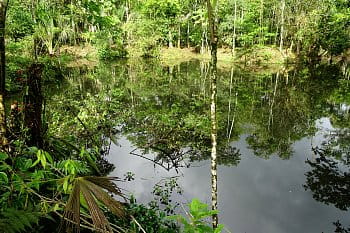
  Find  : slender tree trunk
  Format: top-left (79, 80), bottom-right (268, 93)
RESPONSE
top-left (125, 0), bottom-right (131, 48)
top-left (268, 72), bottom-right (279, 131)
top-left (0, 95), bottom-right (6, 147)
top-left (207, 0), bottom-right (219, 228)
top-left (259, 0), bottom-right (264, 45)
top-left (279, 0), bottom-right (285, 52)
top-left (70, 0), bottom-right (76, 44)
top-left (201, 28), bottom-right (205, 54)
top-left (270, 8), bottom-right (275, 44)
top-left (0, 0), bottom-right (8, 148)
top-left (227, 68), bottom-right (233, 137)
top-left (31, 0), bottom-right (38, 60)
top-left (232, 0), bottom-right (237, 54)
top-left (0, 1), bottom-right (5, 92)
top-left (289, 40), bottom-right (294, 54)
top-left (296, 40), bottom-right (300, 55)
top-left (205, 30), bottom-right (209, 53)
top-left (187, 21), bottom-right (190, 48)
top-left (227, 68), bottom-right (238, 142)
top-left (274, 25), bottom-right (279, 46)
top-left (177, 24), bottom-right (181, 48)
top-left (168, 29), bottom-right (173, 48)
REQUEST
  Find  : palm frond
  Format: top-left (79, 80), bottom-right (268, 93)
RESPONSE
top-left (80, 180), bottom-right (113, 233)
top-left (81, 177), bottom-right (125, 217)
top-left (83, 176), bottom-right (124, 197)
top-left (61, 179), bottom-right (81, 233)
top-left (61, 176), bottom-right (125, 233)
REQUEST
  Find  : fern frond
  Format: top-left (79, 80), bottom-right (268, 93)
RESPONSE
top-left (0, 208), bottom-right (40, 233)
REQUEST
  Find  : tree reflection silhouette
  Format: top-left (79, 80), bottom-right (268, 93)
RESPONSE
top-left (305, 126), bottom-right (350, 231)
top-left (334, 220), bottom-right (350, 233)
top-left (305, 149), bottom-right (350, 211)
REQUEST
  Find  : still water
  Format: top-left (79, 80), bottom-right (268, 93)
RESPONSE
top-left (109, 121), bottom-right (349, 233)
top-left (65, 60), bottom-right (350, 232)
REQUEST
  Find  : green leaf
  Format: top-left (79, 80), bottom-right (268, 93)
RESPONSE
top-left (63, 177), bottom-right (69, 193)
top-left (40, 156), bottom-right (47, 168)
top-left (53, 203), bottom-right (61, 212)
top-left (24, 159), bottom-right (33, 170)
top-left (214, 224), bottom-right (224, 233)
top-left (27, 146), bottom-right (38, 155)
top-left (31, 159), bottom-right (40, 168)
top-left (36, 150), bottom-right (47, 168)
top-left (196, 224), bottom-right (214, 232)
top-left (0, 172), bottom-right (8, 184)
top-left (0, 152), bottom-right (8, 160)
top-left (43, 151), bottom-right (53, 164)
top-left (0, 164), bottom-right (11, 171)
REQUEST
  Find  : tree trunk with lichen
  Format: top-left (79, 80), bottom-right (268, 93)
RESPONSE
top-left (207, 0), bottom-right (219, 228)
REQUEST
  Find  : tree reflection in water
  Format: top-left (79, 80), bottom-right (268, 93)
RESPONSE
top-left (305, 126), bottom-right (350, 231)
top-left (305, 149), bottom-right (350, 211)
top-left (334, 220), bottom-right (350, 233)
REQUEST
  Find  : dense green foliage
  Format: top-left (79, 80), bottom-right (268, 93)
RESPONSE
top-left (0, 0), bottom-right (349, 232)
top-left (4, 0), bottom-right (350, 60)
top-left (0, 208), bottom-right (40, 233)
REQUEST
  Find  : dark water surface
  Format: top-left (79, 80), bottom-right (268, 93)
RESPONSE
top-left (108, 122), bottom-right (349, 233)
top-left (64, 60), bottom-right (350, 232)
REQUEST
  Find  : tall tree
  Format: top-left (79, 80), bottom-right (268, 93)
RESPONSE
top-left (279, 0), bottom-right (285, 51)
top-left (232, 0), bottom-right (237, 54)
top-left (207, 0), bottom-right (219, 228)
top-left (0, 0), bottom-right (8, 148)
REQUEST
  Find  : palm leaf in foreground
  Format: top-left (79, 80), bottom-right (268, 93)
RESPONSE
top-left (61, 176), bottom-right (125, 233)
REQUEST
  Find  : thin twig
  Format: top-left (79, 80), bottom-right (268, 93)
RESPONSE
top-left (130, 148), bottom-right (170, 171)
top-left (54, 211), bottom-right (97, 231)
top-left (131, 215), bottom-right (147, 233)
top-left (80, 212), bottom-right (127, 233)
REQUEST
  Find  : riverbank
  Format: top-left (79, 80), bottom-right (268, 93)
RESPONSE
top-left (60, 45), bottom-right (294, 69)
top-left (159, 46), bottom-right (294, 66)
